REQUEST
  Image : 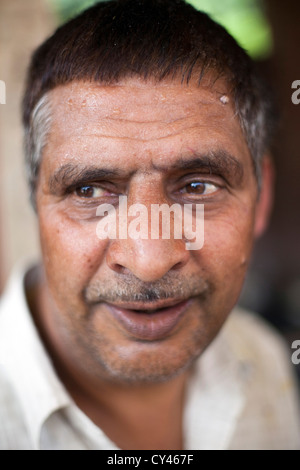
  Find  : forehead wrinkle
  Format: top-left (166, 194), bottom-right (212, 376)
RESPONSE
top-left (71, 123), bottom-right (211, 143)
top-left (73, 101), bottom-right (229, 122)
top-left (51, 82), bottom-right (232, 128)
top-left (101, 115), bottom-right (190, 124)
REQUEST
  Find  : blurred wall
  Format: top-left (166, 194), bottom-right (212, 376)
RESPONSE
top-left (241, 0), bottom-right (300, 332)
top-left (266, 0), bottom-right (300, 288)
top-left (0, 0), bottom-right (55, 291)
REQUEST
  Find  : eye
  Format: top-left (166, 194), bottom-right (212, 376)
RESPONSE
top-left (182, 181), bottom-right (219, 196)
top-left (75, 185), bottom-right (106, 198)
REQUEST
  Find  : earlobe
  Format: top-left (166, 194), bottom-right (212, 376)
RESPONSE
top-left (254, 155), bottom-right (275, 238)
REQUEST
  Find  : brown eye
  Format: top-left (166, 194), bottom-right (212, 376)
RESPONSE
top-left (186, 182), bottom-right (206, 194)
top-left (184, 182), bottom-right (218, 195)
top-left (75, 186), bottom-right (105, 198)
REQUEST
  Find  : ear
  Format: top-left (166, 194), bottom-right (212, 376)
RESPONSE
top-left (254, 155), bottom-right (275, 238)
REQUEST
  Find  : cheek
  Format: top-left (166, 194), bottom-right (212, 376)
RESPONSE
top-left (194, 209), bottom-right (255, 290)
top-left (38, 211), bottom-right (107, 301)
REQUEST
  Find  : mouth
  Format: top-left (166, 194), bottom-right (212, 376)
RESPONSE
top-left (104, 298), bottom-right (193, 341)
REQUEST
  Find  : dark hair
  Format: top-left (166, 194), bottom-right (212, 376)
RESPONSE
top-left (23, 0), bottom-right (276, 196)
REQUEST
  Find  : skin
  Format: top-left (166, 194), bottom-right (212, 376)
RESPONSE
top-left (33, 77), bottom-right (272, 449)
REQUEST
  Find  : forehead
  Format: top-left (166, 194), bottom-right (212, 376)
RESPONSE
top-left (45, 77), bottom-right (251, 169)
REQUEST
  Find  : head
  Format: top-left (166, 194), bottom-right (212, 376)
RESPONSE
top-left (23, 0), bottom-right (275, 384)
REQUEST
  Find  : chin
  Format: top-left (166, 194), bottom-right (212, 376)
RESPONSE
top-left (90, 342), bottom-right (204, 385)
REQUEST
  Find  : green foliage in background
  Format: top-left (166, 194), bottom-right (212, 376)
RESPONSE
top-left (48, 0), bottom-right (99, 22)
top-left (48, 0), bottom-right (273, 59)
top-left (188, 0), bottom-right (272, 59)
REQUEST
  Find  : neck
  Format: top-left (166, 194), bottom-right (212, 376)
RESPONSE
top-left (67, 368), bottom-right (188, 450)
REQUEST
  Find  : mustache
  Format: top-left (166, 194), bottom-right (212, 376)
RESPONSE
top-left (83, 273), bottom-right (211, 304)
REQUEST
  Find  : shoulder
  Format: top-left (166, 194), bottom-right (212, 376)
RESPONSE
top-left (0, 366), bottom-right (33, 450)
top-left (0, 263), bottom-right (39, 450)
top-left (223, 306), bottom-right (299, 403)
top-left (224, 307), bottom-right (300, 449)
top-left (224, 306), bottom-right (294, 371)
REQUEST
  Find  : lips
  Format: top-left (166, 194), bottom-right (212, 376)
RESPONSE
top-left (104, 299), bottom-right (192, 341)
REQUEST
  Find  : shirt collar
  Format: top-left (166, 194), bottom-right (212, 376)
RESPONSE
top-left (0, 262), bottom-right (70, 450)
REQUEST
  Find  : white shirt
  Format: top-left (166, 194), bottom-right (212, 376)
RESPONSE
top-left (0, 264), bottom-right (299, 450)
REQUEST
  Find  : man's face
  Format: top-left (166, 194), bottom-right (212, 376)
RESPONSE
top-left (36, 78), bottom-right (261, 383)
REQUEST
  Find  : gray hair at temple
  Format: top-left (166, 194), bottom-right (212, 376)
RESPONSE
top-left (23, 0), bottom-right (277, 206)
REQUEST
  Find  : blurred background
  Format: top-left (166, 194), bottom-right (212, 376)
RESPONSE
top-left (0, 0), bottom-right (299, 372)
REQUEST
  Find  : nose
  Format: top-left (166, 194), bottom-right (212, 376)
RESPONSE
top-left (104, 178), bottom-right (191, 282)
top-left (106, 237), bottom-right (189, 283)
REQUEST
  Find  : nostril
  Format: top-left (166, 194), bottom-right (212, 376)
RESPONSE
top-left (173, 261), bottom-right (184, 270)
top-left (107, 238), bottom-right (190, 281)
top-left (113, 263), bottom-right (126, 274)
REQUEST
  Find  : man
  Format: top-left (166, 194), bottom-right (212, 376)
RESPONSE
top-left (0, 0), bottom-right (299, 450)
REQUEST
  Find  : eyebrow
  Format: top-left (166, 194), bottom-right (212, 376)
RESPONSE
top-left (49, 149), bottom-right (244, 193)
top-left (152, 150), bottom-right (244, 185)
top-left (49, 164), bottom-right (124, 193)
